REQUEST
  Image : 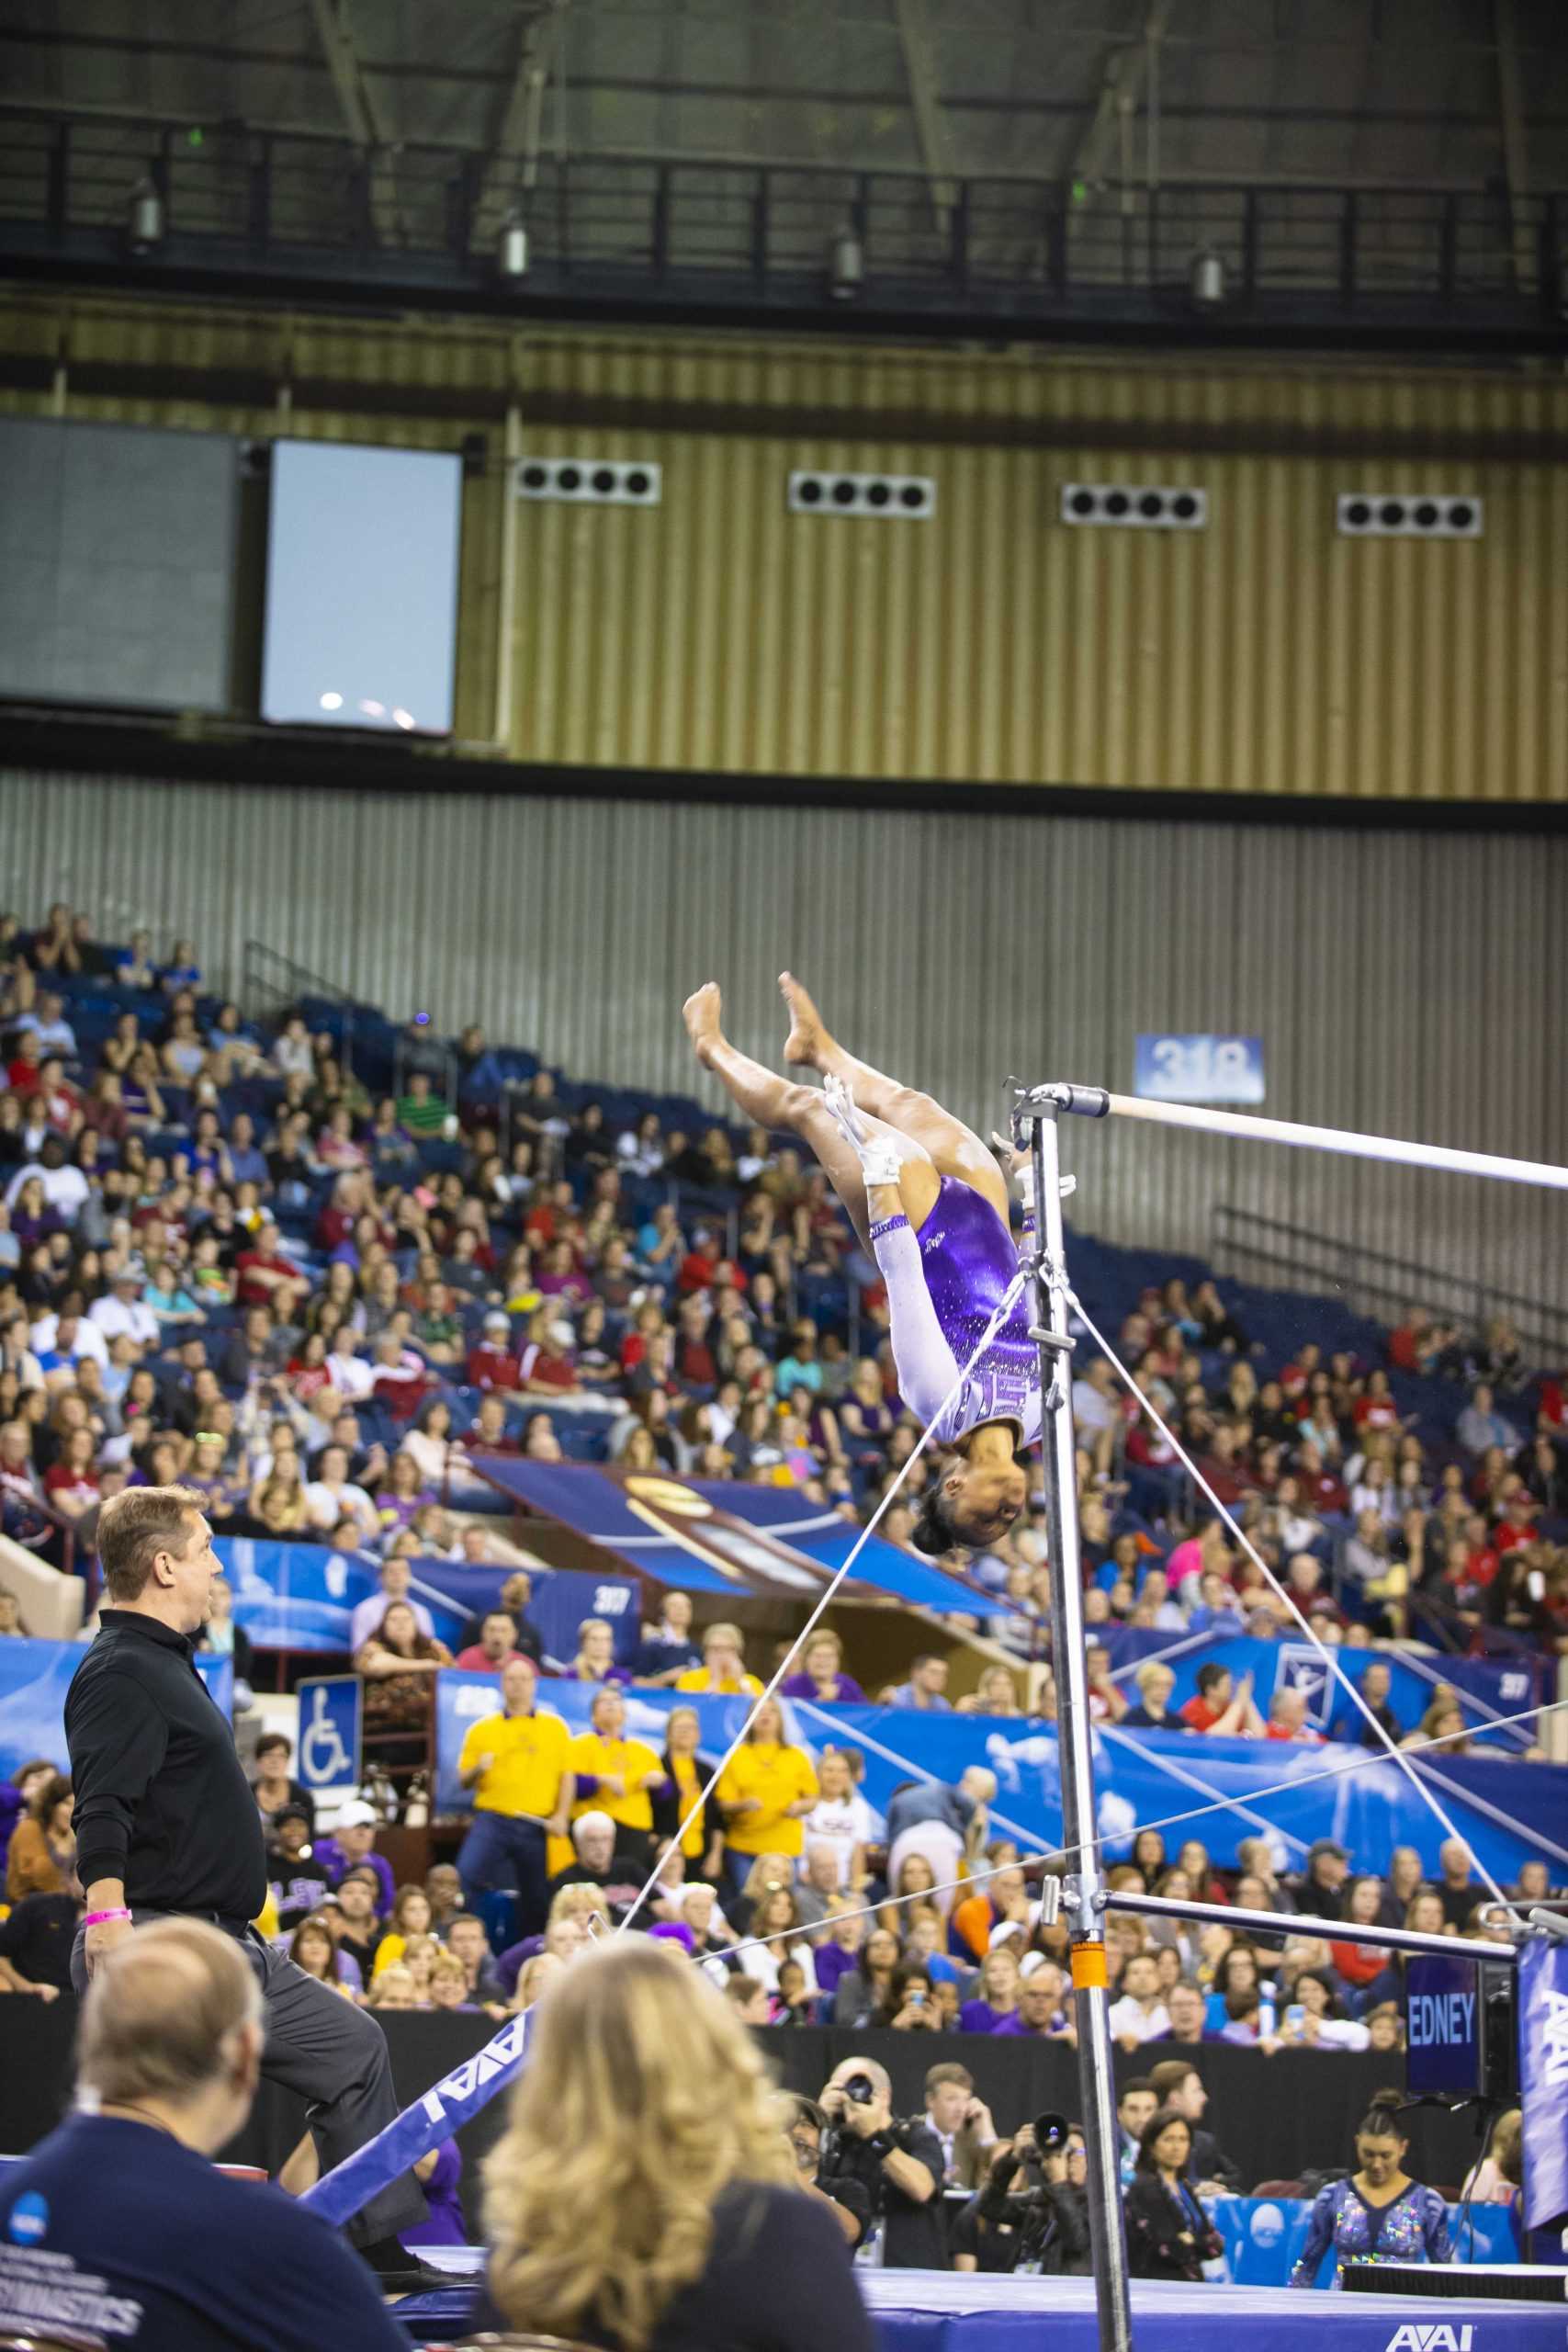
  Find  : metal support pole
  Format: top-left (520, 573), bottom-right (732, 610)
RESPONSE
top-left (1106, 1890), bottom-right (1517, 1969)
top-left (1022, 1100), bottom-right (1134, 2352)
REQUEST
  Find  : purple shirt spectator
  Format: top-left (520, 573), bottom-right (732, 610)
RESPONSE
top-left (314, 1839), bottom-right (396, 1917)
top-left (812, 1940), bottom-right (862, 1999)
top-left (958, 1998), bottom-right (1010, 2033)
top-left (400, 2137), bottom-right (466, 2251)
top-left (777, 1670), bottom-right (867, 1703)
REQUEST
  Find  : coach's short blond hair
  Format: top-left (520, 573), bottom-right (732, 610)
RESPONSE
top-left (79, 1919), bottom-right (261, 2108)
top-left (96, 1484), bottom-right (207, 1602)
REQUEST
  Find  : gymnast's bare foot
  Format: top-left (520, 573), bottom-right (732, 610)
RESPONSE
top-left (682, 982), bottom-right (725, 1069)
top-left (779, 971), bottom-right (829, 1069)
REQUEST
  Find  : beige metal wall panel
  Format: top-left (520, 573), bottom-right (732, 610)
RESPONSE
top-left (1, 297), bottom-right (1566, 801)
top-left (6, 769), bottom-right (1564, 1306)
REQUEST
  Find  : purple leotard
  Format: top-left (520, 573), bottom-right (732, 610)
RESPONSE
top-left (870, 1177), bottom-right (1040, 1446)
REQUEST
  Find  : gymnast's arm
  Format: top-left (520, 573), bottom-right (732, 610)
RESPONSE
top-left (1286, 2182), bottom-right (1339, 2287)
top-left (866, 1188), bottom-right (963, 1419)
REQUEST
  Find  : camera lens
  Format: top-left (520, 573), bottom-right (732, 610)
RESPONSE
top-left (842, 2074), bottom-right (875, 2105)
top-left (1033, 2111), bottom-right (1070, 2152)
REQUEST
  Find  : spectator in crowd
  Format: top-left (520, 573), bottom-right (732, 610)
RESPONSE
top-left (453, 1608), bottom-right (532, 1678)
top-left (1109, 1951), bottom-right (1171, 2050)
top-left (995, 1960), bottom-right (1075, 2041)
top-left (1435, 1838), bottom-right (1479, 1931)
top-left (1177, 1663), bottom-right (1265, 1737)
top-left (313, 1799), bottom-right (396, 1917)
top-left (471, 1938), bottom-right (874, 2350)
top-left (0, 1918), bottom-right (407, 2351)
top-left (348, 1555), bottom-right (434, 1654)
top-left (1328, 1657), bottom-right (1404, 1746)
top-left (1265, 1689), bottom-right (1322, 1744)
top-left (632, 1588), bottom-right (703, 1684)
top-left (250, 1733), bottom-right (315, 1837)
top-left (883, 1653), bottom-right (953, 1711)
top-left (334, 1866), bottom-right (387, 1978)
top-left (353, 1600), bottom-right (451, 1806)
top-left (1123, 2108), bottom-right (1224, 2281)
top-left (674, 1621), bottom-right (764, 1698)
top-left (1122, 1662), bottom-right (1186, 1733)
top-left (4, 1770), bottom-right (73, 1900)
top-left (1145, 2060), bottom-right (1240, 2193)
top-left (570, 1686), bottom-right (665, 1858)
top-left (714, 1698), bottom-right (819, 1894)
top-left (778, 1627), bottom-right (867, 1703)
top-left (0, 1871), bottom-right (80, 1996)
top-left (456, 1656), bottom-right (575, 1934)
top-left (1115, 2079), bottom-right (1159, 2184)
top-left (267, 1804), bottom-right (333, 1929)
top-left (922, 2063), bottom-right (999, 2188)
top-left (1289, 1839), bottom-right (1350, 1919)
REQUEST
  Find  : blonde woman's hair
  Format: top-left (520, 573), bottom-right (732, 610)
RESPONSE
top-left (483, 1937), bottom-right (792, 2349)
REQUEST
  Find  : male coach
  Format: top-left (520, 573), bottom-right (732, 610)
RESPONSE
top-left (64, 1485), bottom-right (428, 2280)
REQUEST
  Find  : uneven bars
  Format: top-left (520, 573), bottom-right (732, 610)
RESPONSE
top-left (1025, 1083), bottom-right (1568, 1192)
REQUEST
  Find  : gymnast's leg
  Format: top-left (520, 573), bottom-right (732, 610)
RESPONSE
top-left (778, 971), bottom-right (1010, 1223)
top-left (682, 983), bottom-right (938, 1255)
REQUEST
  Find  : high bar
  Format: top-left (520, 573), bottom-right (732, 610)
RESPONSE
top-left (1015, 1084), bottom-right (1568, 1193)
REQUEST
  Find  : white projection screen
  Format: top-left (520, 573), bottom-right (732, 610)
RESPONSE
top-left (260, 438), bottom-right (462, 734)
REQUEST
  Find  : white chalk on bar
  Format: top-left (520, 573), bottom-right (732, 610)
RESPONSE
top-left (1100, 1091), bottom-right (1568, 1192)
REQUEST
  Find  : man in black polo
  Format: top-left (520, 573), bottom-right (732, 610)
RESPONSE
top-left (64, 1484), bottom-right (428, 2281)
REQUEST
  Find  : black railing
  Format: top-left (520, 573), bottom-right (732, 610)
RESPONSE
top-left (240, 938), bottom-right (359, 1081)
top-left (1211, 1202), bottom-right (1568, 1361)
top-left (1, 108), bottom-right (1563, 348)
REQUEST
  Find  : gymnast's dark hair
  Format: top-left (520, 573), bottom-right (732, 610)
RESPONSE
top-left (911, 1484), bottom-right (960, 1556)
top-left (1356, 2087), bottom-right (1408, 2140)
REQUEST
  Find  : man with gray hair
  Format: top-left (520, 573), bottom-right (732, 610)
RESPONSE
top-left (0, 1917), bottom-right (404, 2349)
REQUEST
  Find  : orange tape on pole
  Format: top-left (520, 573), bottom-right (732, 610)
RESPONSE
top-left (1070, 1942), bottom-right (1108, 1991)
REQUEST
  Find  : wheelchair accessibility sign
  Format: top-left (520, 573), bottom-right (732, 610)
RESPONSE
top-left (297, 1676), bottom-right (363, 1797)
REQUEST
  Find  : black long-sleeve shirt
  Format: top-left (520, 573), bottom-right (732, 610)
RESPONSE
top-left (65, 1610), bottom-right (266, 1920)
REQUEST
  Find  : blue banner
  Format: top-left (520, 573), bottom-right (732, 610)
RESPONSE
top-left (429, 1679), bottom-right (1562, 1884)
top-left (1518, 1935), bottom-right (1568, 2232)
top-left (216, 1536), bottom-right (378, 1652)
top-left (299, 2010), bottom-right (531, 2228)
top-left (1134, 1034), bottom-right (1265, 1104)
top-left (471, 1459), bottom-right (1008, 1617)
top-left (0, 1637), bottom-right (231, 1781)
top-left (405, 1558), bottom-right (639, 1668)
top-left (296, 1675), bottom-right (362, 1798)
top-left (1100, 1629), bottom-right (1546, 1754)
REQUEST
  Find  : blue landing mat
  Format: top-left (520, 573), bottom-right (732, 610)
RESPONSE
top-left (391, 2260), bottom-right (1561, 2348)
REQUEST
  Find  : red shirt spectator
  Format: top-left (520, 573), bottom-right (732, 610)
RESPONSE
top-left (1179, 1695), bottom-right (1223, 1732)
top-left (677, 1238), bottom-right (724, 1294)
top-left (452, 1641), bottom-right (525, 1675)
top-left (235, 1226), bottom-right (303, 1307)
top-left (467, 1321), bottom-right (523, 1392)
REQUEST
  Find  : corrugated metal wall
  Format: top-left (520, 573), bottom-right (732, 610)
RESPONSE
top-left (6, 769), bottom-right (1564, 1298)
top-left (4, 295), bottom-right (1566, 802)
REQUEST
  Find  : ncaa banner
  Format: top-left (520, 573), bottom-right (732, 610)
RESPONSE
top-left (0, 1638), bottom-right (231, 1781)
top-left (1518, 1934), bottom-right (1568, 2233)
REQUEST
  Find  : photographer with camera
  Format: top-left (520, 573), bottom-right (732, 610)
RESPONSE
top-left (818, 2055), bottom-right (947, 2268)
top-left (950, 2115), bottom-right (1091, 2278)
top-left (784, 2095), bottom-right (870, 2250)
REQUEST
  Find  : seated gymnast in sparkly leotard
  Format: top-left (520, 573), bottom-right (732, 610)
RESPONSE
top-left (682, 974), bottom-right (1033, 1555)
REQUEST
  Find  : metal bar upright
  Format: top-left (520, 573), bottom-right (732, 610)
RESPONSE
top-left (1023, 1099), bottom-right (1134, 2352)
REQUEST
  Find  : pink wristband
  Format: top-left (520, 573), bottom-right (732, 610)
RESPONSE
top-left (84, 1908), bottom-right (132, 1928)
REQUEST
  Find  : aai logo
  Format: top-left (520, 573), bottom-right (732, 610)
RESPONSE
top-left (1382, 2329), bottom-right (1474, 2352)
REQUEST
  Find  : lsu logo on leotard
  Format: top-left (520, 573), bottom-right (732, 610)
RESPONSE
top-left (921, 1228), bottom-right (946, 1256)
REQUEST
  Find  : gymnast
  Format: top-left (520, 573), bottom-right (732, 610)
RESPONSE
top-left (683, 975), bottom-right (1034, 1555)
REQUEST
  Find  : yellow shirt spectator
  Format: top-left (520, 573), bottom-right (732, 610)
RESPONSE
top-left (570, 1724), bottom-right (664, 1835)
top-left (458, 1702), bottom-right (573, 1819)
top-left (674, 1621), bottom-right (762, 1698)
top-left (674, 1666), bottom-right (764, 1697)
top-left (716, 1736), bottom-right (818, 1860)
